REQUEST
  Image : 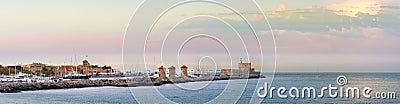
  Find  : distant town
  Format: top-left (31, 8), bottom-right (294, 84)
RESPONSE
top-left (0, 60), bottom-right (120, 77)
top-left (0, 58), bottom-right (263, 93)
top-left (0, 58), bottom-right (261, 79)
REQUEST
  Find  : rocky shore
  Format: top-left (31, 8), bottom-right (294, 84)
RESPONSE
top-left (0, 80), bottom-right (123, 93)
top-left (0, 76), bottom-right (262, 93)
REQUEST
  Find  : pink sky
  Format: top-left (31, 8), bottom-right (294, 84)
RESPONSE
top-left (0, 0), bottom-right (399, 72)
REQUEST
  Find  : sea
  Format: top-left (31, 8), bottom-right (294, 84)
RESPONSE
top-left (0, 72), bottom-right (398, 104)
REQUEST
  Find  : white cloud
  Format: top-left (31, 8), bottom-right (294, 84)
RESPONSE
top-left (327, 0), bottom-right (382, 17)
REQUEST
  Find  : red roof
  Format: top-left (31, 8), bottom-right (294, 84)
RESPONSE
top-left (63, 65), bottom-right (77, 69)
top-left (180, 65), bottom-right (188, 68)
top-left (158, 66), bottom-right (164, 69)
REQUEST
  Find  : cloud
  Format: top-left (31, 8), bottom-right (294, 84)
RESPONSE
top-left (274, 26), bottom-right (400, 71)
top-left (275, 4), bottom-right (286, 13)
top-left (327, 0), bottom-right (382, 17)
top-left (259, 30), bottom-right (286, 35)
top-left (248, 14), bottom-right (263, 22)
top-left (276, 27), bottom-right (399, 54)
top-left (271, 4), bottom-right (286, 18)
top-left (381, 5), bottom-right (400, 9)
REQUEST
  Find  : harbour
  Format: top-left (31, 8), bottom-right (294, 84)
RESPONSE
top-left (0, 73), bottom-right (398, 104)
top-left (0, 59), bottom-right (264, 93)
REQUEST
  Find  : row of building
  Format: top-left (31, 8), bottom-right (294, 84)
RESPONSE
top-left (0, 60), bottom-right (120, 76)
top-left (1, 59), bottom-right (260, 78)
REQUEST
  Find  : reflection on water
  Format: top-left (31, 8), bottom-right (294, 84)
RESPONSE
top-left (0, 73), bottom-right (398, 104)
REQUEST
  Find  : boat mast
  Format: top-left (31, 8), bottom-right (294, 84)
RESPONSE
top-left (21, 64), bottom-right (23, 74)
top-left (74, 54), bottom-right (77, 73)
top-left (14, 65), bottom-right (16, 75)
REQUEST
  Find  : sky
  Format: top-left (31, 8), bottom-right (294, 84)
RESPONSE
top-left (0, 0), bottom-right (399, 72)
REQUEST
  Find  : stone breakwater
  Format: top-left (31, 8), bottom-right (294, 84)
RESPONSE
top-left (0, 80), bottom-right (127, 93)
top-left (0, 76), bottom-right (262, 93)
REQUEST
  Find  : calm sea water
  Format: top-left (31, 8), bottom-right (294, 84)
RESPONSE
top-left (0, 73), bottom-right (398, 104)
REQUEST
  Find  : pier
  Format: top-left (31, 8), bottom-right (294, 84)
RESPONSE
top-left (0, 75), bottom-right (263, 93)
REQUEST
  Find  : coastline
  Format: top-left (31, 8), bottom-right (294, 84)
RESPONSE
top-left (0, 76), bottom-right (263, 93)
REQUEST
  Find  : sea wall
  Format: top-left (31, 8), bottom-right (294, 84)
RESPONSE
top-left (0, 76), bottom-right (263, 93)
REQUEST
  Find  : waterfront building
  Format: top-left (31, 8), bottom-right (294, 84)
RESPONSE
top-left (60, 65), bottom-right (77, 75)
top-left (27, 63), bottom-right (45, 72)
top-left (220, 59), bottom-right (259, 77)
top-left (91, 67), bottom-right (120, 75)
top-left (168, 66), bottom-right (176, 78)
top-left (238, 58), bottom-right (255, 72)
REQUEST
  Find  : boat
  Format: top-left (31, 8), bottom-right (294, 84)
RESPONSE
top-left (63, 71), bottom-right (90, 80)
top-left (0, 76), bottom-right (13, 82)
top-left (13, 72), bottom-right (30, 82)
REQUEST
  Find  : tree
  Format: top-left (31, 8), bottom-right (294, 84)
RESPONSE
top-left (0, 68), bottom-right (15, 75)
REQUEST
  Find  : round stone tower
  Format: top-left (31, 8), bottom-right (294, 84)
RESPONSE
top-left (82, 60), bottom-right (90, 74)
top-left (158, 66), bottom-right (166, 78)
top-left (168, 66), bottom-right (176, 78)
top-left (180, 65), bottom-right (188, 77)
